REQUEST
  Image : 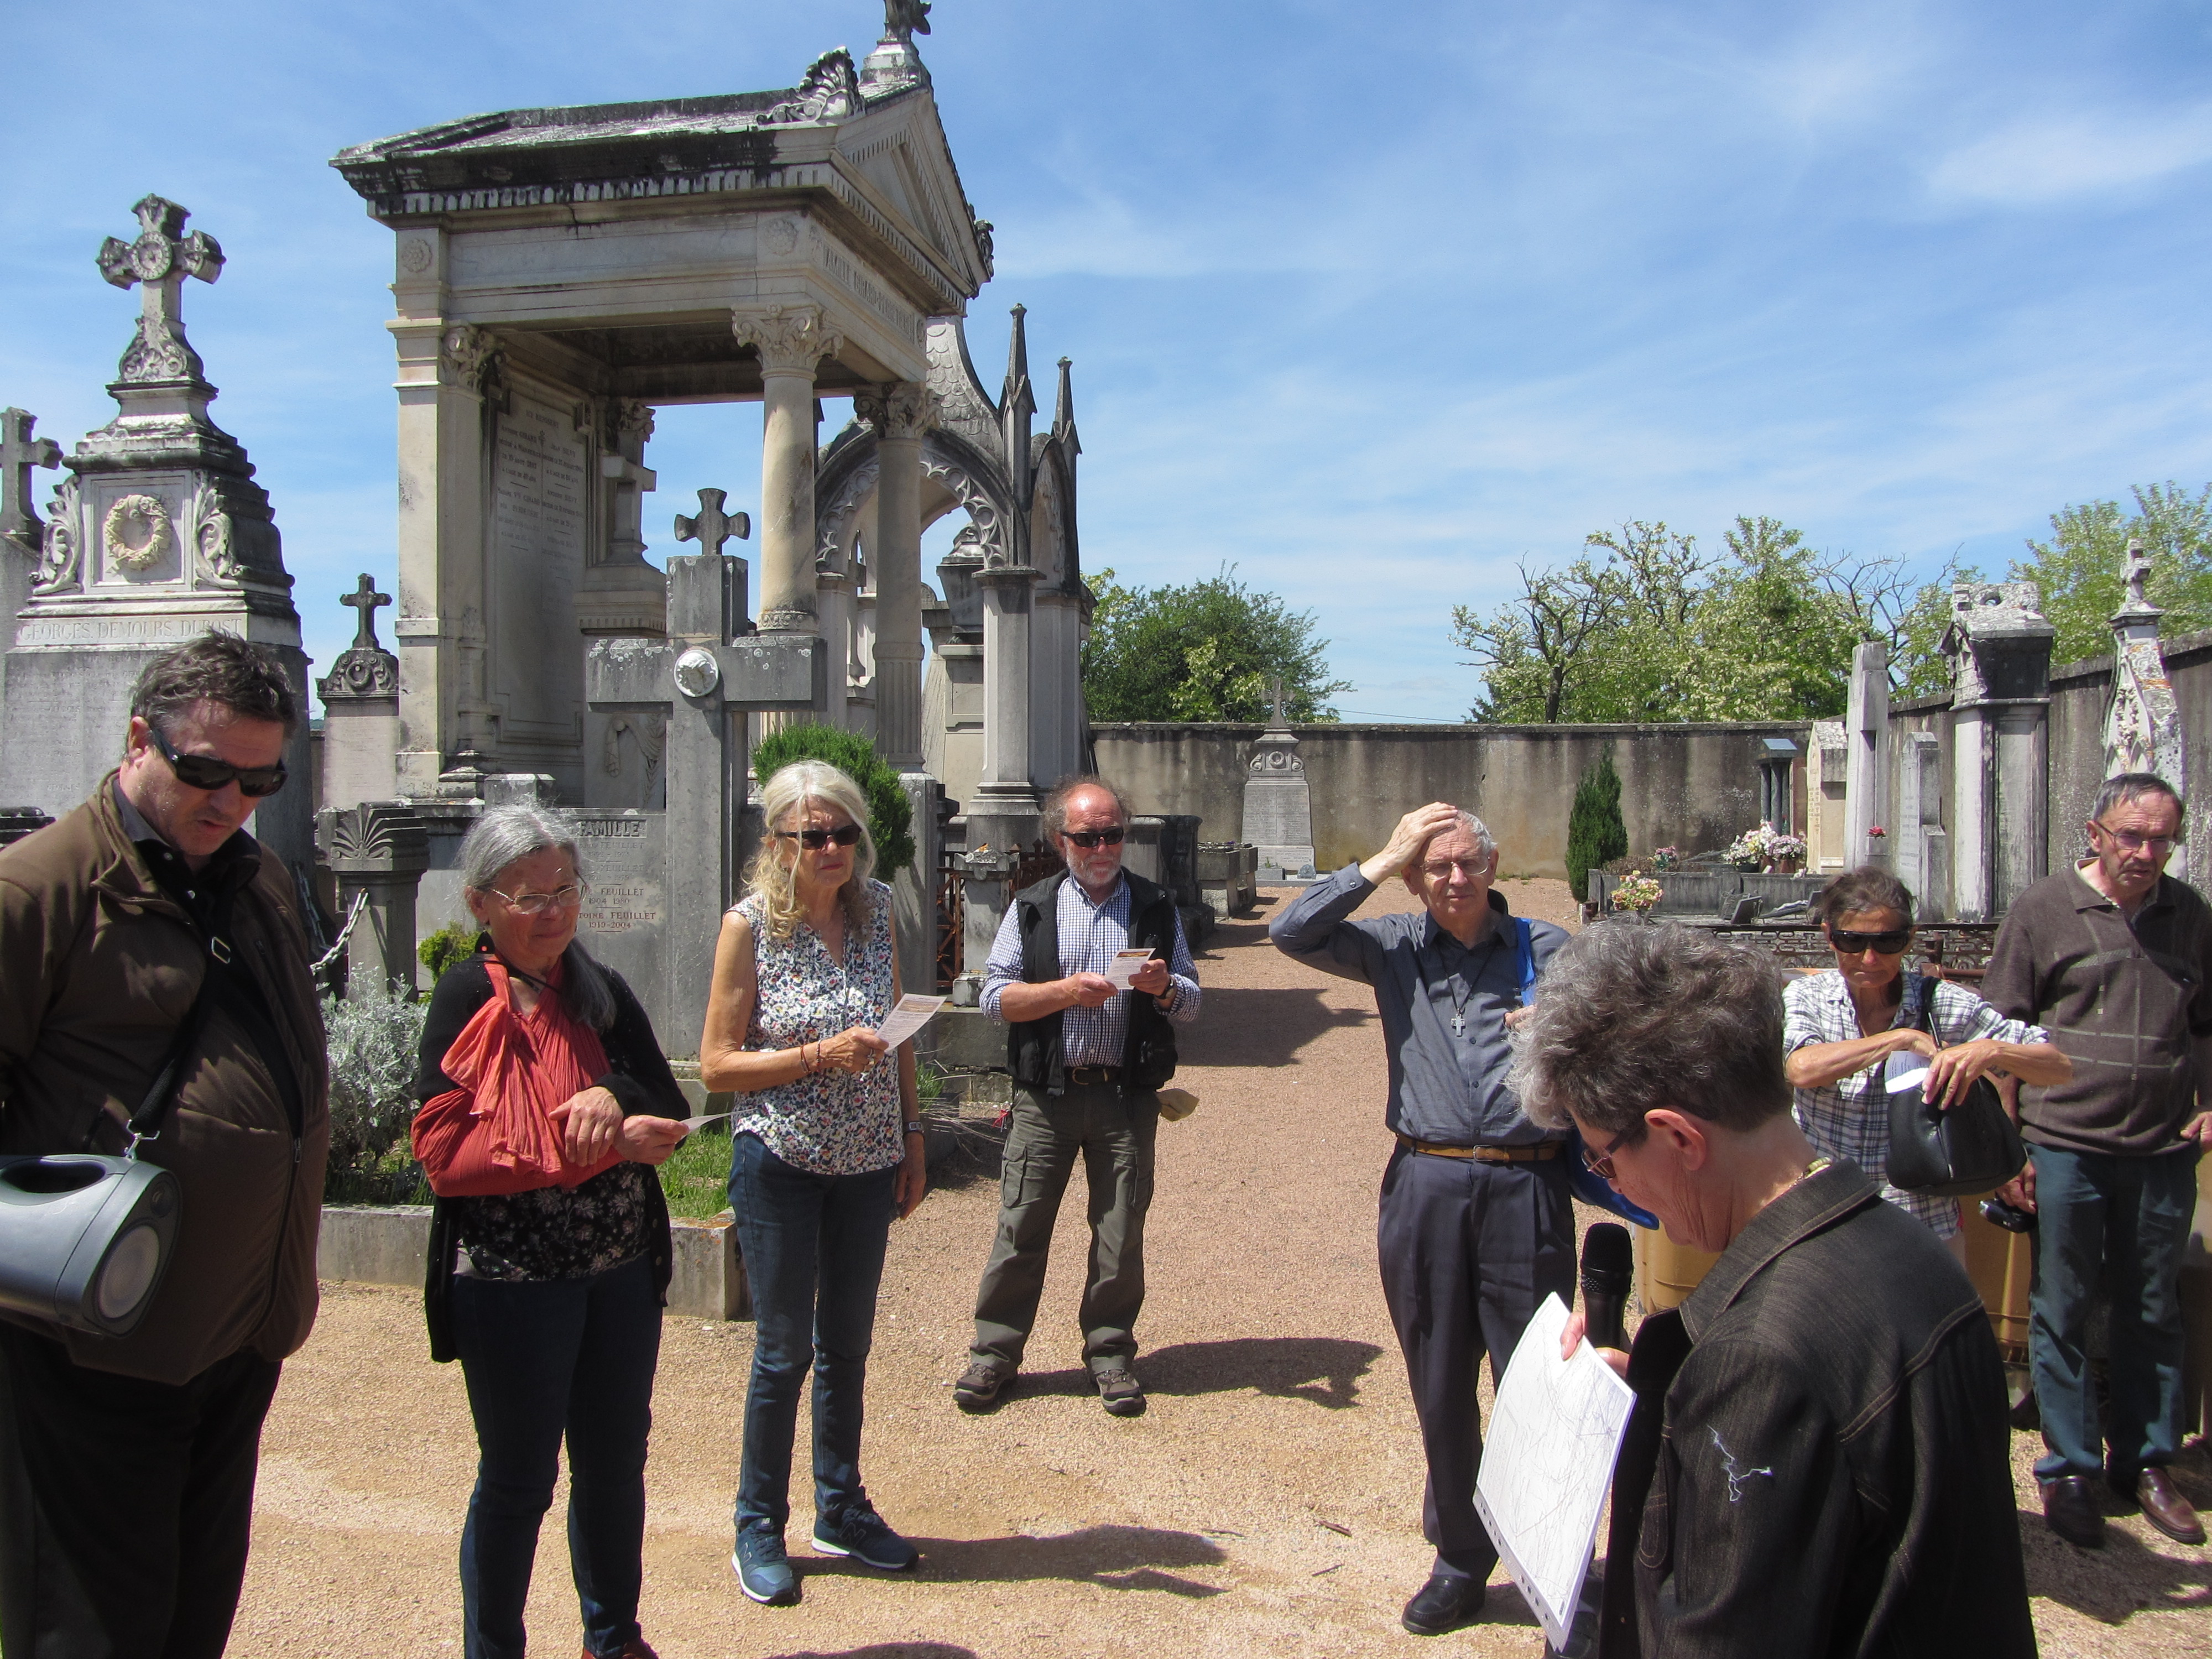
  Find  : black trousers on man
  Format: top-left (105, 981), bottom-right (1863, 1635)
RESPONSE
top-left (1378, 1146), bottom-right (1576, 1578)
top-left (0, 1324), bottom-right (281, 1659)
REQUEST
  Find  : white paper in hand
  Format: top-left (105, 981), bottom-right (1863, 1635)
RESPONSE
top-left (1472, 1293), bottom-right (1636, 1652)
top-left (1103, 949), bottom-right (1156, 989)
top-left (874, 993), bottom-right (947, 1048)
top-left (680, 1111), bottom-right (731, 1132)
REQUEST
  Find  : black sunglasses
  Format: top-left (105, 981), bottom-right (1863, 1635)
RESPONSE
top-left (148, 724), bottom-right (288, 798)
top-left (775, 823), bottom-right (864, 850)
top-left (1827, 926), bottom-right (1911, 956)
top-left (1064, 827), bottom-right (1125, 849)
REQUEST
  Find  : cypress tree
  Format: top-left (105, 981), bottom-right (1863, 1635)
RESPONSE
top-left (1565, 752), bottom-right (1629, 904)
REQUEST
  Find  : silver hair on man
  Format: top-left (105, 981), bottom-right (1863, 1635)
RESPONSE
top-left (1508, 920), bottom-right (1788, 1138)
top-left (456, 804), bottom-right (617, 1031)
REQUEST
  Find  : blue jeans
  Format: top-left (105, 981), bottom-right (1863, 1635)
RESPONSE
top-left (728, 1131), bottom-right (896, 1537)
top-left (451, 1254), bottom-right (661, 1659)
top-left (2027, 1143), bottom-right (2199, 1483)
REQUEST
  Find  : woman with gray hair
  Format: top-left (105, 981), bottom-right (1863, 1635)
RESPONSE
top-left (700, 760), bottom-right (927, 1609)
top-left (410, 805), bottom-right (688, 1659)
top-left (1517, 922), bottom-right (2033, 1659)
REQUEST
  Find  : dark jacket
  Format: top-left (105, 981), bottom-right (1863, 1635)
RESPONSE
top-left (1613, 1161), bottom-right (2033, 1659)
top-left (414, 942), bottom-right (686, 1361)
top-left (0, 778), bottom-right (331, 1385)
top-left (1005, 870), bottom-right (1178, 1097)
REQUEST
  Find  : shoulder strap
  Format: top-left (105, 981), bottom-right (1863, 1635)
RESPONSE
top-left (108, 887), bottom-right (243, 1159)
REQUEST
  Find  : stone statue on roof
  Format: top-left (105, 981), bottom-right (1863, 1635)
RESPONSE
top-left (885, 0), bottom-right (932, 44)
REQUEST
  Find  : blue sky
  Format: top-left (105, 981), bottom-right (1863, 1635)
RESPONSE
top-left (6, 1), bottom-right (2212, 723)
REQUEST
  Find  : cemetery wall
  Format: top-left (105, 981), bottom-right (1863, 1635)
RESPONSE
top-left (1092, 722), bottom-right (1809, 880)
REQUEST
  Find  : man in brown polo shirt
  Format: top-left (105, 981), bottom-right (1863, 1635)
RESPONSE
top-left (1982, 771), bottom-right (2212, 1551)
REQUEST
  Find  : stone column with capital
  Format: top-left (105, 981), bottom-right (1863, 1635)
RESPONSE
top-left (1942, 582), bottom-right (2055, 919)
top-left (855, 381), bottom-right (936, 768)
top-left (734, 305), bottom-right (840, 636)
top-left (1843, 641), bottom-right (1890, 869)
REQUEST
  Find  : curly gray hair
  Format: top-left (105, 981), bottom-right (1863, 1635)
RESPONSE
top-left (1508, 920), bottom-right (1789, 1138)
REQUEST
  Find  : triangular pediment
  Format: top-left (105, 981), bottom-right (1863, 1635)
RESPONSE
top-left (834, 91), bottom-right (991, 301)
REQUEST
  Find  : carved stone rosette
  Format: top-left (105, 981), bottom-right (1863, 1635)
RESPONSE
top-left (734, 305), bottom-right (842, 376)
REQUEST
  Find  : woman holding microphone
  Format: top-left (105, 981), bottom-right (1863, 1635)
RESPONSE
top-left (700, 760), bottom-right (928, 1609)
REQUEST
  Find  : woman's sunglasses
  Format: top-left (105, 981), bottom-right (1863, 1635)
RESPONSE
top-left (1064, 827), bottom-right (1125, 849)
top-left (1827, 926), bottom-right (1911, 956)
top-left (776, 824), bottom-right (864, 851)
top-left (148, 725), bottom-right (288, 798)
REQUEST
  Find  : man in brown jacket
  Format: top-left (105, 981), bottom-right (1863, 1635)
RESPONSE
top-left (0, 632), bottom-right (330, 1658)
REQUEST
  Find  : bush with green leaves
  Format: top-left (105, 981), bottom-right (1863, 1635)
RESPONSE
top-left (1565, 753), bottom-right (1628, 903)
top-left (419, 921), bottom-right (477, 982)
top-left (752, 723), bottom-right (915, 879)
top-left (322, 984), bottom-right (428, 1192)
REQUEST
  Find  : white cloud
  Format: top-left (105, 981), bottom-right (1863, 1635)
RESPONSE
top-left (1928, 104), bottom-right (2212, 205)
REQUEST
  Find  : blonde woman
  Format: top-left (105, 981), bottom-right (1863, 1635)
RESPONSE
top-left (700, 760), bottom-right (927, 1608)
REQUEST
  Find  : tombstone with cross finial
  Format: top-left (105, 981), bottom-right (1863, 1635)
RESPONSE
top-left (0, 196), bottom-right (309, 872)
top-left (580, 553), bottom-right (825, 1050)
top-left (319, 574), bottom-right (402, 810)
top-left (674, 488), bottom-right (749, 558)
top-left (1243, 671), bottom-right (1316, 883)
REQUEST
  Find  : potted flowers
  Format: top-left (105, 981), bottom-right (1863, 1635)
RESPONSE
top-left (1724, 822), bottom-right (1806, 874)
top-left (1765, 831), bottom-right (1807, 875)
top-left (1611, 870), bottom-right (1664, 918)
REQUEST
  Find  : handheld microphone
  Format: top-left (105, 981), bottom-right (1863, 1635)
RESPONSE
top-left (1579, 1222), bottom-right (1634, 1353)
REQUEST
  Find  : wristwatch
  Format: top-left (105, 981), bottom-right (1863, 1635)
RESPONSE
top-left (903, 1120), bottom-right (924, 1136)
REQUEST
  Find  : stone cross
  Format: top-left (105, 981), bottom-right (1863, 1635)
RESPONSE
top-left (674, 488), bottom-right (749, 557)
top-left (583, 555), bottom-right (824, 1052)
top-left (340, 572), bottom-right (392, 652)
top-left (1269, 676), bottom-right (1287, 728)
top-left (96, 196), bottom-right (225, 385)
top-left (1, 409), bottom-right (61, 551)
top-left (2123, 537), bottom-right (2154, 611)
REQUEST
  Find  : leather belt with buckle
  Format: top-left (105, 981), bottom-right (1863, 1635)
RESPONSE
top-left (1395, 1133), bottom-right (1562, 1164)
top-left (1065, 1065), bottom-right (1123, 1087)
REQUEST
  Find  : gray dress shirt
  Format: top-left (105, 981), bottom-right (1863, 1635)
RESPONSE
top-left (1270, 862), bottom-right (1567, 1146)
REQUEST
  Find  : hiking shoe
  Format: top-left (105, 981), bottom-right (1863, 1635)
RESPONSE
top-left (1095, 1366), bottom-right (1146, 1417)
top-left (812, 1504), bottom-right (919, 1572)
top-left (953, 1359), bottom-right (1012, 1412)
top-left (731, 1527), bottom-right (799, 1605)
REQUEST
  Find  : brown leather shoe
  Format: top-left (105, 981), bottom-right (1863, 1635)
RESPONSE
top-left (2129, 1468), bottom-right (2206, 1546)
top-left (2041, 1475), bottom-right (2106, 1548)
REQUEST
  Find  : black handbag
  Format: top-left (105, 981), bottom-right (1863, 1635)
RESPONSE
top-left (1884, 975), bottom-right (2027, 1198)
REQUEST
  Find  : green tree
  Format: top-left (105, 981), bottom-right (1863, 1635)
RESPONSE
top-left (2013, 482), bottom-right (2212, 666)
top-left (1565, 753), bottom-right (1628, 902)
top-left (1456, 517), bottom-right (1921, 722)
top-left (750, 722), bottom-right (915, 879)
top-left (1081, 565), bottom-right (1351, 722)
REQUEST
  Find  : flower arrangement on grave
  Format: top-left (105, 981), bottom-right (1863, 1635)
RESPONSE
top-left (1611, 870), bottom-right (1665, 915)
top-left (1651, 846), bottom-right (1681, 872)
top-left (1723, 822), bottom-right (1807, 873)
top-left (1869, 824), bottom-right (1887, 839)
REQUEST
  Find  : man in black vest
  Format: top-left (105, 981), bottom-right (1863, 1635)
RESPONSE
top-left (954, 776), bottom-right (1202, 1417)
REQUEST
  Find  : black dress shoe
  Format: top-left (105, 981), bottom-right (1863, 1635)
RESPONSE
top-left (2041, 1475), bottom-right (2106, 1548)
top-left (1402, 1574), bottom-right (1486, 1635)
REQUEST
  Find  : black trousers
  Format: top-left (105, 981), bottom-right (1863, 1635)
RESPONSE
top-left (0, 1324), bottom-right (281, 1659)
top-left (1378, 1146), bottom-right (1576, 1576)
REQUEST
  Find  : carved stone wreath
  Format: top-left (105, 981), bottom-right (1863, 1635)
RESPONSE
top-left (103, 493), bottom-right (173, 573)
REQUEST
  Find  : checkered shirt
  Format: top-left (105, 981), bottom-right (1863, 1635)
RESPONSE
top-left (1783, 969), bottom-right (2049, 1238)
top-left (982, 873), bottom-right (1201, 1065)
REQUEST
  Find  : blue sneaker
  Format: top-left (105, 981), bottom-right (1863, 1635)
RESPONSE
top-left (811, 1504), bottom-right (919, 1572)
top-left (731, 1527), bottom-right (798, 1606)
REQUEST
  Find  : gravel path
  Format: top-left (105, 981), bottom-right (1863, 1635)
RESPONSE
top-left (237, 882), bottom-right (2209, 1656)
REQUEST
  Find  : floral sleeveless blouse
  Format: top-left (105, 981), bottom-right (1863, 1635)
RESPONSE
top-left (733, 879), bottom-right (902, 1175)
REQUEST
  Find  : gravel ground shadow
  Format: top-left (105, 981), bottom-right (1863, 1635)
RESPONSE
top-left (1135, 1336), bottom-right (1385, 1407)
top-left (890, 1524), bottom-right (1229, 1598)
top-left (752, 1647), bottom-right (980, 1658)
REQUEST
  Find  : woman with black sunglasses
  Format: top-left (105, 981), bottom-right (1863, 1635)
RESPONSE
top-left (698, 760), bottom-right (928, 1609)
top-left (1781, 868), bottom-right (2070, 1257)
